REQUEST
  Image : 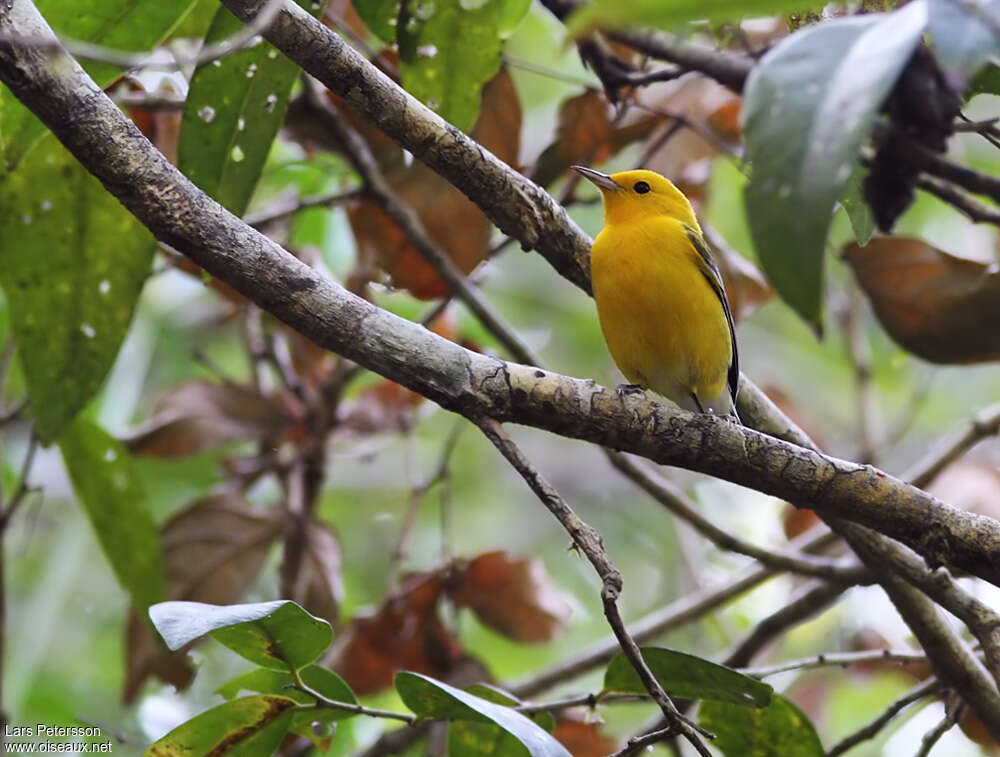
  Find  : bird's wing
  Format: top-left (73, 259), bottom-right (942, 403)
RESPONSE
top-left (683, 225), bottom-right (739, 405)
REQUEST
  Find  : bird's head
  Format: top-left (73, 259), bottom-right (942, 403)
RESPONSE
top-left (572, 167), bottom-right (698, 229)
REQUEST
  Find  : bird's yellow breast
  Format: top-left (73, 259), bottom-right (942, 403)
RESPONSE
top-left (591, 216), bottom-right (732, 406)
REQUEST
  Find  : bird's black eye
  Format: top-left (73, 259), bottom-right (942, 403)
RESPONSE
top-left (633, 181), bottom-right (651, 194)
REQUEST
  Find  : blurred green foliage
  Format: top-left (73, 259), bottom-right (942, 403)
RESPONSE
top-left (1, 0), bottom-right (1000, 755)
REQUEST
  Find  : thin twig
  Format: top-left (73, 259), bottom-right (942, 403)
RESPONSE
top-left (300, 80), bottom-right (540, 367)
top-left (745, 649), bottom-right (928, 679)
top-left (902, 402), bottom-right (1000, 488)
top-left (388, 420), bottom-right (463, 586)
top-left (725, 580), bottom-right (851, 668)
top-left (509, 525), bottom-right (840, 700)
top-left (610, 726), bottom-right (677, 757)
top-left (914, 699), bottom-right (964, 757)
top-left (917, 174), bottom-right (1000, 226)
top-left (288, 683), bottom-right (416, 723)
top-left (826, 677), bottom-right (941, 757)
top-left (605, 451), bottom-right (867, 583)
top-left (0, 430), bottom-right (39, 529)
top-left (515, 691), bottom-right (645, 714)
top-left (245, 188), bottom-right (363, 227)
top-left (0, 0), bottom-right (286, 72)
top-left (841, 525), bottom-right (1000, 690)
top-left (476, 417), bottom-right (713, 757)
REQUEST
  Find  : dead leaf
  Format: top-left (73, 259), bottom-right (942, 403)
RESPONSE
top-left (332, 573), bottom-right (463, 694)
top-left (338, 312), bottom-right (456, 433)
top-left (339, 378), bottom-right (424, 434)
top-left (121, 380), bottom-right (292, 458)
top-left (960, 708), bottom-right (1000, 753)
top-left (551, 718), bottom-right (619, 757)
top-left (288, 520), bottom-right (344, 627)
top-left (845, 237), bottom-right (1000, 363)
top-left (642, 78), bottom-right (737, 180)
top-left (782, 504), bottom-right (821, 541)
top-left (287, 329), bottom-right (335, 395)
top-left (707, 99), bottom-right (742, 143)
top-left (448, 551), bottom-right (572, 642)
top-left (531, 91), bottom-right (658, 188)
top-left (348, 69), bottom-right (521, 299)
top-left (124, 494), bottom-right (282, 701)
top-left (322, 0), bottom-right (369, 40)
top-left (122, 78), bottom-right (183, 165)
top-left (123, 617), bottom-right (196, 705)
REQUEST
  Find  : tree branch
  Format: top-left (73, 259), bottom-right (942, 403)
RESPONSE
top-left (606, 451), bottom-right (868, 583)
top-left (476, 418), bottom-right (712, 756)
top-left (826, 677), bottom-right (942, 757)
top-left (509, 526), bottom-right (839, 699)
top-left (221, 0), bottom-right (593, 293)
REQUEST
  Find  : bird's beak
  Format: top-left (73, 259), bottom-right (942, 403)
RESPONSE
top-left (572, 165), bottom-right (623, 192)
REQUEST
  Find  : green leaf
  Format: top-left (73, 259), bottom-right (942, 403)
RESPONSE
top-left (927, 0), bottom-right (1000, 79)
top-left (219, 668), bottom-right (311, 702)
top-left (218, 664), bottom-right (358, 717)
top-left (742, 1), bottom-right (927, 328)
top-left (603, 647), bottom-right (773, 708)
top-left (968, 63), bottom-right (1000, 96)
top-left (0, 137), bottom-right (154, 442)
top-left (566, 0), bottom-right (823, 37)
top-left (149, 600), bottom-right (332, 670)
top-left (699, 695), bottom-right (824, 757)
top-left (1, 0), bottom-right (198, 167)
top-left (497, 0), bottom-right (532, 37)
top-left (58, 419), bottom-right (166, 612)
top-left (395, 672), bottom-right (571, 757)
top-left (354, 0), bottom-right (402, 42)
top-left (450, 685), bottom-right (556, 757)
top-left (178, 0), bottom-right (321, 216)
top-left (841, 166), bottom-right (875, 246)
top-left (168, 0), bottom-right (220, 41)
top-left (142, 695), bottom-right (297, 757)
top-left (216, 665), bottom-right (356, 752)
top-left (398, 0), bottom-right (506, 132)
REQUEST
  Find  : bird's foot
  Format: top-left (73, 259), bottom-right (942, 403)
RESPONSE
top-left (615, 383), bottom-right (646, 398)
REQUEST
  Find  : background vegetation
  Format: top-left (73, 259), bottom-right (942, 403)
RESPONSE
top-left (1, 0), bottom-right (1000, 754)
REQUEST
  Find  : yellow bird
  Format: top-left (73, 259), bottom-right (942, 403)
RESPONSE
top-left (573, 166), bottom-right (740, 421)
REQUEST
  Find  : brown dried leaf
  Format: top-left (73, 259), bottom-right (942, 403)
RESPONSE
top-left (643, 78), bottom-right (736, 180)
top-left (551, 718), bottom-right (619, 757)
top-left (287, 329), bottom-right (335, 395)
top-left (123, 493), bottom-right (282, 702)
top-left (122, 380), bottom-right (292, 458)
top-left (123, 615), bottom-right (196, 704)
top-left (332, 573), bottom-right (462, 695)
top-left (323, 0), bottom-right (369, 40)
top-left (782, 504), bottom-right (821, 541)
top-left (706, 98), bottom-right (742, 143)
top-left (289, 520), bottom-right (344, 627)
top-left (845, 237), bottom-right (1000, 363)
top-left (348, 69), bottom-right (521, 299)
top-left (448, 551), bottom-right (572, 642)
top-left (123, 79), bottom-right (183, 165)
top-left (338, 312), bottom-right (456, 433)
top-left (960, 709), bottom-right (1000, 754)
top-left (531, 91), bottom-right (658, 188)
top-left (339, 378), bottom-right (425, 434)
